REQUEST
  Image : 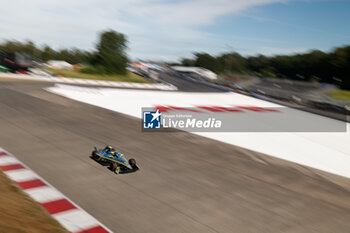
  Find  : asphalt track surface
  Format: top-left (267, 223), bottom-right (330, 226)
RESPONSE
top-left (1, 80), bottom-right (350, 233)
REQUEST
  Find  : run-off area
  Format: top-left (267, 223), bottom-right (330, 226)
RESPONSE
top-left (47, 84), bottom-right (350, 179)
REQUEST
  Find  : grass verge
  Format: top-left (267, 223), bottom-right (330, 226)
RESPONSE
top-left (0, 171), bottom-right (68, 233)
top-left (328, 89), bottom-right (350, 100)
top-left (46, 69), bottom-right (150, 83)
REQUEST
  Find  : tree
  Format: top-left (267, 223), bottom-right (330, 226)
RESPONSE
top-left (92, 30), bottom-right (128, 74)
top-left (181, 58), bottom-right (195, 66)
top-left (41, 46), bottom-right (56, 62)
top-left (217, 52), bottom-right (246, 73)
top-left (194, 53), bottom-right (222, 73)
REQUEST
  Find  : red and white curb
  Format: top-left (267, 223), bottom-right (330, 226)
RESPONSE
top-left (0, 73), bottom-right (177, 91)
top-left (0, 148), bottom-right (112, 233)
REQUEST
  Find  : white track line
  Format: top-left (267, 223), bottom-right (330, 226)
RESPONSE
top-left (24, 186), bottom-right (64, 203)
top-left (5, 169), bottom-right (39, 182)
top-left (54, 209), bottom-right (103, 233)
top-left (0, 156), bottom-right (19, 166)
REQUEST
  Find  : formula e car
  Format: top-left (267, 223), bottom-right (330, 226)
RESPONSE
top-left (91, 146), bottom-right (139, 174)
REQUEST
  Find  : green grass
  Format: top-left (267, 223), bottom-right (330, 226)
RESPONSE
top-left (45, 68), bottom-right (150, 83)
top-left (328, 89), bottom-right (350, 100)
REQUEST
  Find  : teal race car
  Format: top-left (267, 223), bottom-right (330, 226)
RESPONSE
top-left (91, 146), bottom-right (138, 174)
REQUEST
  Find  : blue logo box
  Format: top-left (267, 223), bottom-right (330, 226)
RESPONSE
top-left (143, 110), bottom-right (161, 129)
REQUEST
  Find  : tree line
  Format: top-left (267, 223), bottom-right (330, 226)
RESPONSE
top-left (181, 46), bottom-right (350, 90)
top-left (0, 30), bottom-right (128, 75)
top-left (1, 31), bottom-right (349, 88)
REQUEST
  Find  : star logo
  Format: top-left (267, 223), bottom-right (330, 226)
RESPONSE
top-left (143, 110), bottom-right (162, 129)
top-left (150, 109), bottom-right (161, 122)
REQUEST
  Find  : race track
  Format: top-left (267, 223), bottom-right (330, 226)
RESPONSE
top-left (1, 80), bottom-right (350, 233)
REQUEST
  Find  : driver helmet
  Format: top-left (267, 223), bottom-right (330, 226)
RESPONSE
top-left (105, 145), bottom-right (113, 153)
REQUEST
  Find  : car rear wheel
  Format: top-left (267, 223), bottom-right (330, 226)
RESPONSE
top-left (92, 151), bottom-right (98, 160)
top-left (109, 162), bottom-right (115, 171)
top-left (129, 159), bottom-right (137, 169)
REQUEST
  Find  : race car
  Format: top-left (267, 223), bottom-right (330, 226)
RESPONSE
top-left (91, 146), bottom-right (138, 174)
